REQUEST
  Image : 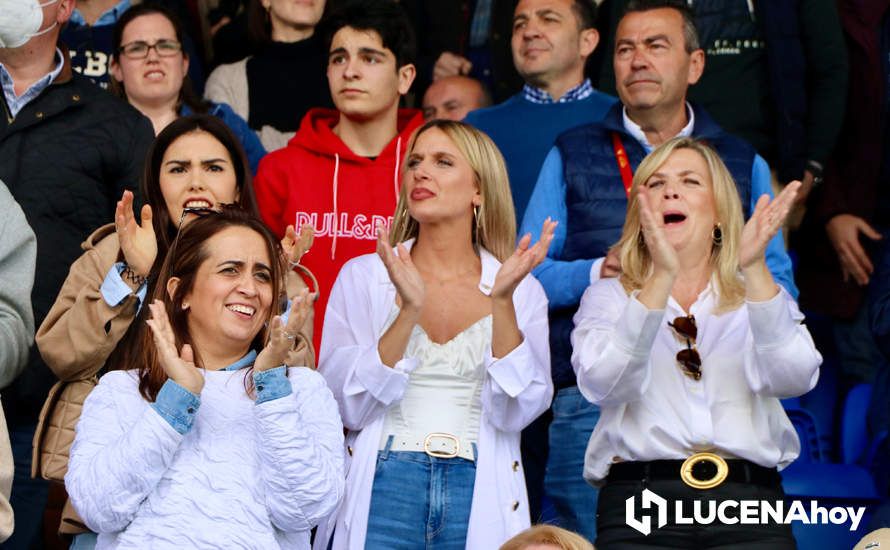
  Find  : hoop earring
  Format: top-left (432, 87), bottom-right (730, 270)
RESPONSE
top-left (712, 223), bottom-right (723, 247)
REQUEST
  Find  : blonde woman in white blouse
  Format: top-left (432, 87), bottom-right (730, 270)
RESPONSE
top-left (571, 137), bottom-right (821, 549)
top-left (316, 120), bottom-right (556, 550)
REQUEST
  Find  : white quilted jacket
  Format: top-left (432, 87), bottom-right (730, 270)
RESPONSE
top-left (66, 368), bottom-right (345, 549)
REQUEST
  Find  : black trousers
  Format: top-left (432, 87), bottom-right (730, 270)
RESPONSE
top-left (595, 477), bottom-right (797, 549)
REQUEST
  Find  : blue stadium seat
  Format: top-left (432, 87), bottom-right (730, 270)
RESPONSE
top-left (782, 383), bottom-right (883, 550)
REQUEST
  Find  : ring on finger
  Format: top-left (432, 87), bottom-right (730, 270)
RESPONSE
top-left (282, 331), bottom-right (296, 340)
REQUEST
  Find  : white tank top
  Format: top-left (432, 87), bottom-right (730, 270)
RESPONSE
top-left (380, 306), bottom-right (489, 458)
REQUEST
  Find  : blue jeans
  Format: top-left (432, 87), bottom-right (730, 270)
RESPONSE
top-left (544, 386), bottom-right (600, 542)
top-left (0, 423), bottom-right (48, 550)
top-left (365, 437), bottom-right (476, 550)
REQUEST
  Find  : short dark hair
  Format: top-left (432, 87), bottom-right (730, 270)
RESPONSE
top-left (110, 4), bottom-right (209, 113)
top-left (571, 0), bottom-right (598, 31)
top-left (622, 0), bottom-right (700, 52)
top-left (322, 0), bottom-right (417, 69)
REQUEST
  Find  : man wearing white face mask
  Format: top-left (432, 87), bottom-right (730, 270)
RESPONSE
top-left (0, 0), bottom-right (153, 547)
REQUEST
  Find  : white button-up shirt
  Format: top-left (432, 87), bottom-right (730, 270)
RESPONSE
top-left (571, 277), bottom-right (821, 484)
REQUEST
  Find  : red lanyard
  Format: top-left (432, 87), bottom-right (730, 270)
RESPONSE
top-left (611, 132), bottom-right (633, 198)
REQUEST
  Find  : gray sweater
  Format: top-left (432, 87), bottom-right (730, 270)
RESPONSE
top-left (0, 180), bottom-right (36, 389)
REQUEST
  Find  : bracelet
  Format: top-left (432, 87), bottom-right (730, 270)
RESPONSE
top-left (121, 264), bottom-right (149, 287)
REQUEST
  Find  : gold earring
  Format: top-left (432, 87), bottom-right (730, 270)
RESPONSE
top-left (712, 223), bottom-right (723, 247)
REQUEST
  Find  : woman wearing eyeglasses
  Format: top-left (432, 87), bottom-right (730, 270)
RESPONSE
top-left (65, 208), bottom-right (344, 549)
top-left (571, 137), bottom-right (821, 549)
top-left (316, 120), bottom-right (555, 550)
top-left (36, 115), bottom-right (313, 548)
top-left (108, 4), bottom-right (266, 173)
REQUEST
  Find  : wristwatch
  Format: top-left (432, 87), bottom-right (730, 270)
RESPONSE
top-left (806, 160), bottom-right (824, 187)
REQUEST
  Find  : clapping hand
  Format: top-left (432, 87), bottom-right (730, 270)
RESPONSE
top-left (116, 190), bottom-right (157, 280)
top-left (281, 223), bottom-right (314, 266)
top-left (739, 181), bottom-right (801, 270)
top-left (376, 224), bottom-right (425, 312)
top-left (146, 300), bottom-right (204, 395)
top-left (255, 288), bottom-right (313, 371)
top-left (491, 218), bottom-right (557, 300)
top-left (637, 192), bottom-right (679, 276)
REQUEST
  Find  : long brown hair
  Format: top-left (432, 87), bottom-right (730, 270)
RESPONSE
top-left (106, 116), bottom-right (259, 382)
top-left (134, 208), bottom-right (283, 401)
top-left (142, 115), bottom-right (259, 257)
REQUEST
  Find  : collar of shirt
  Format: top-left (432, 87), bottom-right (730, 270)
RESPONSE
top-left (222, 349), bottom-right (259, 371)
top-left (622, 102), bottom-right (695, 153)
top-left (400, 238), bottom-right (499, 296)
top-left (0, 48), bottom-right (65, 119)
top-left (69, 0), bottom-right (131, 27)
top-left (522, 79), bottom-right (595, 105)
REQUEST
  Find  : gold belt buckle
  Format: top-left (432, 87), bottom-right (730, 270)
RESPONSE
top-left (680, 452), bottom-right (729, 489)
top-left (423, 433), bottom-right (460, 459)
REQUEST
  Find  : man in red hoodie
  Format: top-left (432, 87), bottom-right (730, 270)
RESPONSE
top-left (255, 0), bottom-right (423, 351)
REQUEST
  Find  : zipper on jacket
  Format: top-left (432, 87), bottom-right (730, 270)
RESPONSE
top-left (1, 98), bottom-right (12, 125)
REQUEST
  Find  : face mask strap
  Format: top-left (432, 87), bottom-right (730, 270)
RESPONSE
top-left (29, 0), bottom-right (60, 38)
top-left (28, 20), bottom-right (57, 39)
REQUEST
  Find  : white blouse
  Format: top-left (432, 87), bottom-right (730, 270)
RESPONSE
top-left (571, 277), bottom-right (821, 484)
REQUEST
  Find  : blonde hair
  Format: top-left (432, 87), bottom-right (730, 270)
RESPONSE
top-left (499, 524), bottom-right (595, 550)
top-left (389, 119), bottom-right (517, 262)
top-left (615, 137), bottom-right (746, 312)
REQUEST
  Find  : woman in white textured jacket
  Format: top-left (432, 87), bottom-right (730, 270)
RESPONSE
top-left (316, 120), bottom-right (555, 549)
top-left (66, 208), bottom-right (344, 549)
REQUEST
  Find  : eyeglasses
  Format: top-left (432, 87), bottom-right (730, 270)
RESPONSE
top-left (119, 39), bottom-right (182, 59)
top-left (668, 315), bottom-right (702, 381)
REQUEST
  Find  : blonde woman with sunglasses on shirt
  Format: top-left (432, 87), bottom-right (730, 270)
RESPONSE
top-left (571, 137), bottom-right (821, 549)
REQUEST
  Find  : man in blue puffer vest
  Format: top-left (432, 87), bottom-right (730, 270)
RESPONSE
top-left (519, 0), bottom-right (797, 543)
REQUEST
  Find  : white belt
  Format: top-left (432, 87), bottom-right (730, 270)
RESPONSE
top-left (383, 433), bottom-right (475, 461)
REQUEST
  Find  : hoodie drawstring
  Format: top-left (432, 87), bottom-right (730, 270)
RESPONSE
top-left (393, 136), bottom-right (402, 206)
top-left (330, 153), bottom-right (340, 260)
top-left (329, 136), bottom-right (402, 260)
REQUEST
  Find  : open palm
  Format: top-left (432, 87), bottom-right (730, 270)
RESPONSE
top-left (115, 190), bottom-right (157, 277)
top-left (146, 300), bottom-right (204, 395)
top-left (492, 218), bottom-right (557, 299)
top-left (376, 224), bottom-right (425, 310)
top-left (255, 288), bottom-right (314, 371)
top-left (638, 193), bottom-right (679, 276)
top-left (740, 181), bottom-right (800, 269)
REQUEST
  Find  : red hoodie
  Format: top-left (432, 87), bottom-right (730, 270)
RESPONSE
top-left (255, 107), bottom-right (424, 353)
